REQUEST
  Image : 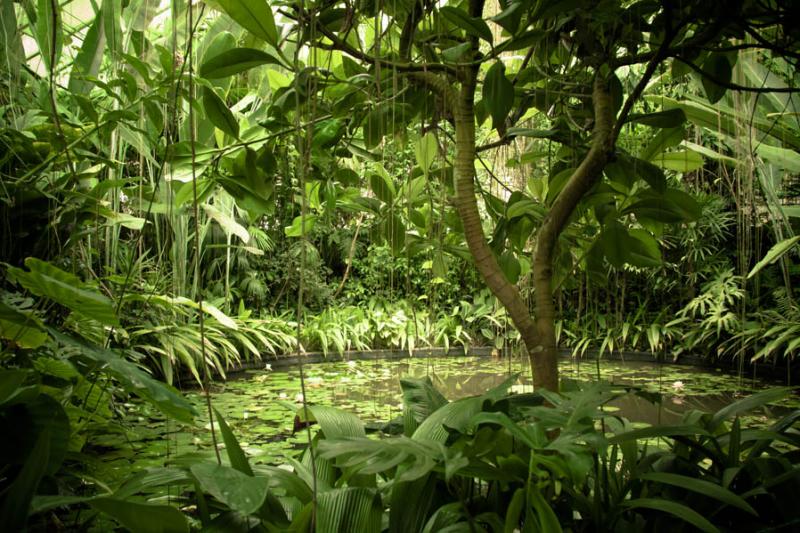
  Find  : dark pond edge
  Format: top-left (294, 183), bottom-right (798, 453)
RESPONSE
top-left (208, 346), bottom-right (797, 385)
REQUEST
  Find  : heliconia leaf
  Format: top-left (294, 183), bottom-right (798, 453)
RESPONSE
top-left (748, 236), bottom-right (800, 279)
top-left (199, 47), bottom-right (282, 79)
top-left (215, 0), bottom-right (278, 46)
top-left (202, 204), bottom-right (250, 243)
top-left (7, 258), bottom-right (119, 327)
top-left (201, 87), bottom-right (239, 139)
top-left (415, 132), bottom-right (438, 176)
top-left (89, 498), bottom-right (189, 533)
top-left (484, 62), bottom-right (514, 130)
top-left (440, 6), bottom-right (493, 43)
top-left (699, 53), bottom-right (732, 104)
top-left (35, 0), bottom-right (63, 72)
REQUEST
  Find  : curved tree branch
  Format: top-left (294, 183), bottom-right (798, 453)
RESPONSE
top-left (531, 75), bottom-right (615, 391)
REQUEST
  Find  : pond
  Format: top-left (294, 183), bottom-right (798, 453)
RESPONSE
top-left (89, 355), bottom-right (796, 484)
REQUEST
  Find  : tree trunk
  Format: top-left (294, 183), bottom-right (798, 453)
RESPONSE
top-left (532, 76), bottom-right (614, 391)
top-left (449, 68), bottom-right (549, 388)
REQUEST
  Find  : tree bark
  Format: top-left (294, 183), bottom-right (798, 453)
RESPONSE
top-left (532, 76), bottom-right (615, 391)
top-left (446, 69), bottom-right (549, 389)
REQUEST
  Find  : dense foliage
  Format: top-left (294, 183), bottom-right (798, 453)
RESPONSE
top-left (1, 0), bottom-right (800, 529)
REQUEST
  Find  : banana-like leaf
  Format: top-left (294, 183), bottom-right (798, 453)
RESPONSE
top-left (7, 258), bottom-right (119, 327)
top-left (50, 330), bottom-right (196, 423)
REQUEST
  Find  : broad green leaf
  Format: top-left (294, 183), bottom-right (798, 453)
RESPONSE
top-left (363, 107), bottom-right (385, 149)
top-left (7, 258), bottom-right (119, 327)
top-left (748, 236), bottom-right (800, 279)
top-left (69, 14), bottom-right (104, 94)
top-left (214, 409), bottom-right (253, 476)
top-left (215, 0), bottom-right (278, 46)
top-left (413, 396), bottom-right (484, 443)
top-left (101, 209), bottom-right (147, 230)
top-left (610, 424), bottom-right (710, 444)
top-left (621, 498), bottom-right (719, 533)
top-left (384, 214), bottom-right (406, 256)
top-left (631, 157), bottom-right (666, 192)
top-left (369, 173), bottom-right (395, 204)
top-left (317, 487), bottom-right (382, 533)
top-left (484, 62), bottom-right (514, 129)
top-left (651, 150), bottom-right (704, 172)
top-left (313, 119), bottom-right (345, 148)
top-left (285, 214), bottom-right (317, 237)
top-left (203, 204), bottom-right (250, 243)
top-left (200, 48), bottom-right (282, 78)
top-left (415, 132), bottom-right (438, 176)
top-left (0, 428), bottom-right (50, 532)
top-left (440, 6), bottom-right (493, 43)
top-left (202, 87), bottom-right (239, 139)
top-left (640, 126), bottom-right (685, 161)
top-left (601, 221), bottom-right (628, 267)
top-left (699, 53), bottom-right (732, 104)
top-left (710, 387), bottom-right (790, 429)
top-left (627, 229), bottom-right (662, 268)
top-left (89, 498), bottom-right (189, 533)
top-left (647, 96), bottom-right (800, 151)
top-left (442, 42), bottom-right (471, 62)
top-left (102, 0), bottom-right (122, 56)
top-left (190, 463), bottom-right (269, 515)
top-left (639, 473), bottom-right (756, 515)
top-left (499, 252), bottom-right (521, 284)
top-left (490, 1), bottom-right (522, 34)
top-left (625, 188), bottom-right (701, 223)
top-left (308, 405), bottom-right (365, 439)
top-left (0, 301), bottom-right (48, 349)
top-left (530, 486), bottom-right (562, 533)
top-left (35, 0), bottom-right (63, 72)
top-left (50, 330), bottom-right (196, 423)
top-left (756, 144), bottom-right (800, 172)
top-left (627, 108), bottom-right (686, 128)
top-left (506, 199), bottom-right (540, 220)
